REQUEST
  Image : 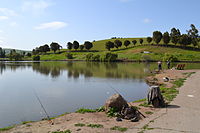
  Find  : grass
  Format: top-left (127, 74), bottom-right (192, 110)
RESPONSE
top-left (51, 130), bottom-right (71, 133)
top-left (139, 102), bottom-right (150, 107)
top-left (110, 126), bottom-right (128, 132)
top-left (133, 98), bottom-right (147, 103)
top-left (87, 124), bottom-right (103, 128)
top-left (74, 123), bottom-right (86, 127)
top-left (0, 126), bottom-right (14, 131)
top-left (21, 121), bottom-right (33, 124)
top-left (75, 108), bottom-right (96, 114)
top-left (145, 111), bottom-right (153, 115)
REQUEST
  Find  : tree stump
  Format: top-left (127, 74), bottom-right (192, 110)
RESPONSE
top-left (147, 86), bottom-right (165, 108)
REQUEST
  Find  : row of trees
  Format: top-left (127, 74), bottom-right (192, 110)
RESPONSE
top-left (150, 24), bottom-right (199, 47)
top-left (105, 24), bottom-right (199, 50)
top-left (105, 39), bottom-right (144, 51)
top-left (32, 42), bottom-right (62, 55)
top-left (67, 41), bottom-right (93, 51)
top-left (33, 41), bottom-right (94, 55)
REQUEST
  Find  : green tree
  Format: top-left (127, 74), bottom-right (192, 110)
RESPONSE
top-left (187, 24), bottom-right (199, 47)
top-left (139, 39), bottom-right (143, 45)
top-left (67, 42), bottom-right (73, 50)
top-left (146, 37), bottom-right (152, 44)
top-left (80, 45), bottom-right (84, 51)
top-left (73, 41), bottom-right (79, 50)
top-left (178, 34), bottom-right (192, 47)
top-left (105, 41), bottom-right (114, 51)
top-left (43, 44), bottom-right (50, 53)
top-left (114, 40), bottom-right (122, 48)
top-left (84, 41), bottom-right (93, 51)
top-left (132, 40), bottom-right (137, 46)
top-left (170, 28), bottom-right (181, 45)
top-left (0, 47), bottom-right (5, 58)
top-left (50, 42), bottom-right (61, 53)
top-left (124, 40), bottom-right (130, 48)
top-left (153, 31), bottom-right (163, 44)
top-left (163, 32), bottom-right (170, 45)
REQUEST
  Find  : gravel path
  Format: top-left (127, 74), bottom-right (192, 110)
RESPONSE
top-left (127, 70), bottom-right (200, 133)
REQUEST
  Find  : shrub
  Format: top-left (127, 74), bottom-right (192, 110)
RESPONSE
top-left (32, 55), bottom-right (40, 61)
top-left (101, 53), bottom-right (118, 62)
top-left (66, 53), bottom-right (73, 59)
top-left (86, 53), bottom-right (94, 61)
top-left (163, 53), bottom-right (178, 62)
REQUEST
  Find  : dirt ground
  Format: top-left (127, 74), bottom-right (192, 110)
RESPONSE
top-left (2, 69), bottom-right (197, 133)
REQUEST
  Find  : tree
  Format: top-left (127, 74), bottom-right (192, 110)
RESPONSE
top-left (147, 37), bottom-right (152, 44)
top-left (163, 32), bottom-right (170, 45)
top-left (50, 42), bottom-right (60, 53)
top-left (84, 41), bottom-right (93, 51)
top-left (124, 40), bottom-right (130, 48)
top-left (153, 31), bottom-right (163, 44)
top-left (178, 34), bottom-right (192, 47)
top-left (139, 39), bottom-right (143, 45)
top-left (73, 41), bottom-right (79, 50)
top-left (105, 41), bottom-right (114, 51)
top-left (187, 24), bottom-right (199, 47)
top-left (43, 44), bottom-right (50, 53)
top-left (80, 45), bottom-right (84, 51)
top-left (67, 42), bottom-right (73, 50)
top-left (170, 28), bottom-right (181, 45)
top-left (132, 40), bottom-right (137, 46)
top-left (0, 47), bottom-right (5, 58)
top-left (114, 40), bottom-right (122, 48)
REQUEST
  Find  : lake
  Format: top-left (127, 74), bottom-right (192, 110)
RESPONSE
top-left (0, 61), bottom-right (199, 128)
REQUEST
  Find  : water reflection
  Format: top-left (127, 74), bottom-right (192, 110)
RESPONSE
top-left (1, 62), bottom-right (200, 79)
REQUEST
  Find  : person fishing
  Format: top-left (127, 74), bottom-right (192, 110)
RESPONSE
top-left (167, 60), bottom-right (171, 69)
top-left (158, 61), bottom-right (162, 71)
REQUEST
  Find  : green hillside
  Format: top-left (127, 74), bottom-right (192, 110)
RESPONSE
top-left (3, 48), bottom-right (31, 54)
top-left (91, 37), bottom-right (147, 51)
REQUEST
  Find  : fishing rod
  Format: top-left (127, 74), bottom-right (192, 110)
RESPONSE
top-left (107, 84), bottom-right (146, 118)
top-left (34, 90), bottom-right (54, 124)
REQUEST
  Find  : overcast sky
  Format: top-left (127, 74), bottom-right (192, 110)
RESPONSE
top-left (0, 0), bottom-right (199, 50)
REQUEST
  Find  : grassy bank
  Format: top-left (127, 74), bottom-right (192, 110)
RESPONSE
top-left (30, 45), bottom-right (200, 62)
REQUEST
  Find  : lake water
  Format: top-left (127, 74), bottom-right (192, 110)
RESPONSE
top-left (0, 61), bottom-right (199, 128)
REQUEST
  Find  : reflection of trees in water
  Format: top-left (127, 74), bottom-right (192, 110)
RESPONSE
top-left (32, 63), bottom-right (61, 78)
top-left (0, 62), bottom-right (32, 75)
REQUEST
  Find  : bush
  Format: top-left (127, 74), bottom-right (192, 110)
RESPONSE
top-left (32, 55), bottom-right (40, 61)
top-left (100, 53), bottom-right (118, 62)
top-left (163, 53), bottom-right (178, 62)
top-left (66, 53), bottom-right (73, 59)
top-left (86, 53), bottom-right (94, 61)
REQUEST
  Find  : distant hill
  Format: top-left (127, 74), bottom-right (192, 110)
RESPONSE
top-left (2, 48), bottom-right (31, 54)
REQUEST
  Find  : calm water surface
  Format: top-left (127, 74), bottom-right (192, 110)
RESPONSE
top-left (0, 61), bottom-right (199, 128)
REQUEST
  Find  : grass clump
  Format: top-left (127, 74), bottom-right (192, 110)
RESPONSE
top-left (21, 121), bottom-right (33, 124)
top-left (75, 108), bottom-right (96, 114)
top-left (110, 126), bottom-right (128, 132)
top-left (160, 87), bottom-right (179, 102)
top-left (96, 106), bottom-right (105, 112)
top-left (133, 98), bottom-right (147, 103)
top-left (0, 126), bottom-right (14, 131)
top-left (87, 124), bottom-right (103, 128)
top-left (173, 78), bottom-right (186, 88)
top-left (139, 102), bottom-right (150, 107)
top-left (106, 107), bottom-right (119, 117)
top-left (74, 123), bottom-right (85, 127)
top-left (51, 130), bottom-right (71, 133)
top-left (145, 111), bottom-right (153, 115)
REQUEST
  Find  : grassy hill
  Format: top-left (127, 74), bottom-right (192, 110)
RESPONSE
top-left (91, 37), bottom-right (147, 51)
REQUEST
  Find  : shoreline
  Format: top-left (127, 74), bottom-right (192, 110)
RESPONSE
top-left (1, 69), bottom-right (198, 133)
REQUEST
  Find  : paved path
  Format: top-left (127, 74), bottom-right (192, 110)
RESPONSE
top-left (127, 71), bottom-right (200, 133)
